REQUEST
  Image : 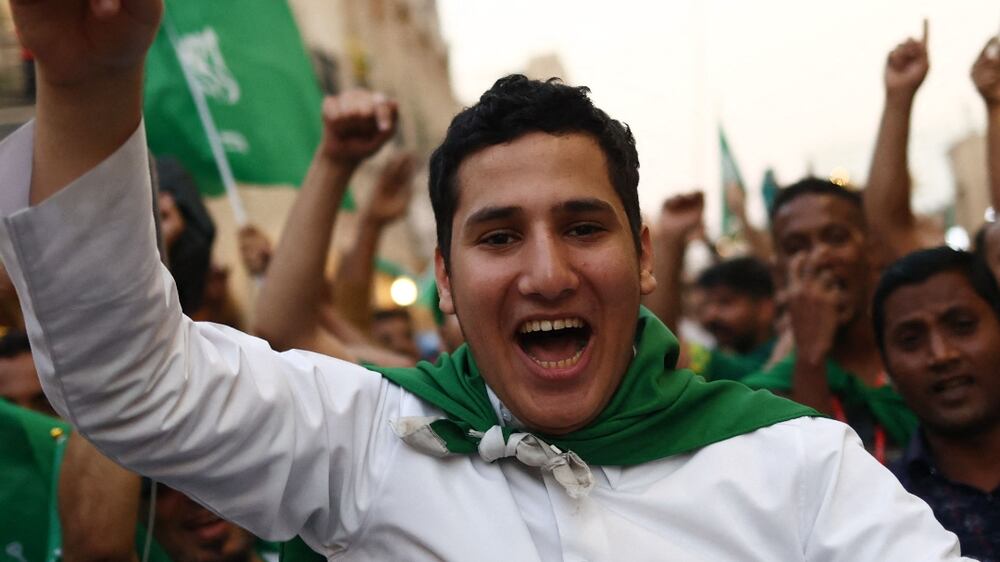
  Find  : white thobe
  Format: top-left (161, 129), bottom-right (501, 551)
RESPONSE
top-left (0, 123), bottom-right (973, 561)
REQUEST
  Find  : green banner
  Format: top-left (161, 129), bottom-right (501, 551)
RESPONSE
top-left (144, 0), bottom-right (323, 197)
top-left (761, 167), bottom-right (779, 219)
top-left (719, 126), bottom-right (746, 236)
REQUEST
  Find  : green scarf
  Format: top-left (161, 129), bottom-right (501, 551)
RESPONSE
top-left (372, 308), bottom-right (819, 465)
top-left (0, 399), bottom-right (70, 562)
top-left (741, 353), bottom-right (917, 446)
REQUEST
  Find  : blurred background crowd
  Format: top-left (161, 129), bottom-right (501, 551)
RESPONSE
top-left (0, 1), bottom-right (999, 561)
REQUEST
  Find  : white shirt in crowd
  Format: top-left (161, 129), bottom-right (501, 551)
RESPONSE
top-left (0, 123), bottom-right (973, 561)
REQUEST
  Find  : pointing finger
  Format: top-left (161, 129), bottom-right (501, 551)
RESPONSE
top-left (373, 93), bottom-right (397, 132)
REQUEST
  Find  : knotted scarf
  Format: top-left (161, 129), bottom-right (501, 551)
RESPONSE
top-left (371, 308), bottom-right (819, 496)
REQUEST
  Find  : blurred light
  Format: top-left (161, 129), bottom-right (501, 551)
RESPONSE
top-left (946, 226), bottom-right (971, 251)
top-left (390, 276), bottom-right (418, 307)
top-left (986, 207), bottom-right (996, 223)
top-left (829, 166), bottom-right (851, 187)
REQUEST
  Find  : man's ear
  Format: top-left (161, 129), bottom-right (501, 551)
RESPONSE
top-left (434, 248), bottom-right (455, 315)
top-left (639, 225), bottom-right (657, 296)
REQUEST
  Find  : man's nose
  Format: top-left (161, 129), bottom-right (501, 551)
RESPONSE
top-left (809, 243), bottom-right (836, 270)
top-left (927, 330), bottom-right (960, 372)
top-left (517, 231), bottom-right (579, 300)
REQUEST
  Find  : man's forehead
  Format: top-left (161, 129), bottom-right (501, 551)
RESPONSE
top-left (885, 271), bottom-right (986, 324)
top-left (773, 193), bottom-right (865, 235)
top-left (452, 133), bottom-right (623, 224)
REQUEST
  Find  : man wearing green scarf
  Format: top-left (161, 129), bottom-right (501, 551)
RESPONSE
top-left (741, 178), bottom-right (918, 464)
top-left (1, 2), bottom-right (968, 559)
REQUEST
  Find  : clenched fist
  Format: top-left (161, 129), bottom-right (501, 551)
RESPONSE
top-left (972, 37), bottom-right (1000, 108)
top-left (318, 90), bottom-right (399, 166)
top-left (11, 0), bottom-right (162, 88)
top-left (884, 19), bottom-right (929, 101)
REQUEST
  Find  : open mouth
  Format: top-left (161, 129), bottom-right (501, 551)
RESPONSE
top-left (932, 375), bottom-right (974, 395)
top-left (516, 317), bottom-right (592, 369)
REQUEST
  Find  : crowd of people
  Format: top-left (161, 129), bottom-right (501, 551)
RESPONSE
top-left (0, 3), bottom-right (998, 561)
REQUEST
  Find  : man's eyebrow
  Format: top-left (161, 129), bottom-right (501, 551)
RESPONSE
top-left (465, 205), bottom-right (521, 227)
top-left (557, 198), bottom-right (616, 215)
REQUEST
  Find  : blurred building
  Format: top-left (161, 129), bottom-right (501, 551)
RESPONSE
top-left (523, 53), bottom-right (569, 83)
top-left (0, 3), bottom-right (32, 115)
top-left (296, 0), bottom-right (460, 274)
top-left (948, 132), bottom-right (989, 234)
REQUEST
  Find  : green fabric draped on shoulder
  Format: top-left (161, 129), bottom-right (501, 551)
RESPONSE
top-left (0, 399), bottom-right (70, 562)
top-left (372, 308), bottom-right (820, 466)
top-left (741, 353), bottom-right (917, 446)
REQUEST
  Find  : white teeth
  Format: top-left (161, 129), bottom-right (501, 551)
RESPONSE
top-left (530, 347), bottom-right (585, 369)
top-left (519, 317), bottom-right (586, 334)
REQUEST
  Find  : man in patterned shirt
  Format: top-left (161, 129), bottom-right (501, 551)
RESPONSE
top-left (873, 247), bottom-right (1000, 561)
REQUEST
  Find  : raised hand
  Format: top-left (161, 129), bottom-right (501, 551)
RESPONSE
top-left (656, 191), bottom-right (705, 244)
top-left (318, 90), bottom-right (398, 166)
top-left (11, 0), bottom-right (162, 88)
top-left (365, 152), bottom-right (415, 227)
top-left (238, 225), bottom-right (273, 277)
top-left (785, 253), bottom-right (840, 366)
top-left (972, 37), bottom-right (1000, 107)
top-left (884, 19), bottom-right (929, 100)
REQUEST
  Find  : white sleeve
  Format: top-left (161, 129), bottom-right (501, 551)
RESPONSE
top-left (798, 418), bottom-right (972, 561)
top-left (0, 122), bottom-right (400, 550)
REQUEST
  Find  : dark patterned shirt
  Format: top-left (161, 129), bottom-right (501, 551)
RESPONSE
top-left (891, 432), bottom-right (999, 562)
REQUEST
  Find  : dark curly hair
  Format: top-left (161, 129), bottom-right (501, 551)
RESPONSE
top-left (428, 75), bottom-right (641, 270)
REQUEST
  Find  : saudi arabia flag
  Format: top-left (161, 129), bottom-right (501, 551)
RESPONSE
top-left (144, 0), bottom-right (323, 197)
top-left (719, 126), bottom-right (746, 237)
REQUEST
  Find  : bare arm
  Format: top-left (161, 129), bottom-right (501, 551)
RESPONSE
top-left (332, 153), bottom-right (414, 331)
top-left (785, 254), bottom-right (838, 415)
top-left (864, 21), bottom-right (929, 265)
top-left (642, 192), bottom-right (703, 334)
top-left (59, 433), bottom-right (141, 562)
top-left (253, 91), bottom-right (397, 356)
top-left (973, 38), bottom-right (1000, 209)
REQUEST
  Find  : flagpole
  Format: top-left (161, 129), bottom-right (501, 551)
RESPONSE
top-left (163, 14), bottom-right (249, 227)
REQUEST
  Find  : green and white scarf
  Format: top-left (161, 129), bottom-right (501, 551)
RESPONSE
top-left (372, 308), bottom-right (819, 497)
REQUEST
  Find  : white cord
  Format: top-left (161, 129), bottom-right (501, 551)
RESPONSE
top-left (141, 481), bottom-right (158, 562)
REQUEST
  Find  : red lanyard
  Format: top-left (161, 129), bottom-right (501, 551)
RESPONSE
top-left (830, 370), bottom-right (889, 465)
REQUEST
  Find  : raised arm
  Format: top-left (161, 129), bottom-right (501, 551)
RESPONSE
top-left (785, 254), bottom-right (839, 415)
top-left (253, 90), bottom-right (397, 355)
top-left (642, 192), bottom-right (704, 334)
top-left (332, 152), bottom-right (415, 331)
top-left (2, 3), bottom-right (400, 549)
top-left (972, 37), bottom-right (1000, 211)
top-left (12, 0), bottom-right (161, 205)
top-left (59, 433), bottom-right (141, 562)
top-left (864, 20), bottom-right (929, 265)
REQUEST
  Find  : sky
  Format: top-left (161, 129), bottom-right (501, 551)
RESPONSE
top-left (437, 0), bottom-right (1000, 232)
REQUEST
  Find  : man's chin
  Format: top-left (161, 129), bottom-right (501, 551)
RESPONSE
top-left (512, 392), bottom-right (603, 435)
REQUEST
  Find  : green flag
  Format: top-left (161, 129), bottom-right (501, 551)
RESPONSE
top-left (761, 167), bottom-right (779, 219)
top-left (719, 126), bottom-right (745, 236)
top-left (0, 400), bottom-right (69, 562)
top-left (144, 0), bottom-right (324, 198)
